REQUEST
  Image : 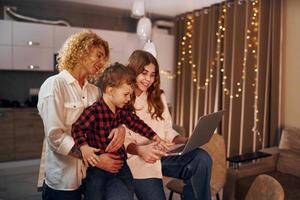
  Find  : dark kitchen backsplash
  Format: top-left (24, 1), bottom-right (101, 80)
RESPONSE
top-left (0, 70), bottom-right (56, 107)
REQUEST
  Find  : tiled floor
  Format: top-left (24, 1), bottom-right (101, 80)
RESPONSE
top-left (0, 159), bottom-right (180, 200)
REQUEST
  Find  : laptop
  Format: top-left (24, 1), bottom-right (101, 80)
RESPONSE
top-left (166, 110), bottom-right (224, 156)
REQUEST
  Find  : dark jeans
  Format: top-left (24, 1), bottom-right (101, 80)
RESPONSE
top-left (134, 178), bottom-right (166, 200)
top-left (42, 181), bottom-right (84, 200)
top-left (85, 162), bottom-right (134, 200)
top-left (134, 148), bottom-right (212, 200)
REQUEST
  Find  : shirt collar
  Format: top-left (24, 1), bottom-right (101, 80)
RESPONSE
top-left (99, 96), bottom-right (122, 114)
top-left (60, 70), bottom-right (88, 86)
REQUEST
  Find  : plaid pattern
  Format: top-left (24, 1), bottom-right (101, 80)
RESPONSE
top-left (72, 97), bottom-right (156, 160)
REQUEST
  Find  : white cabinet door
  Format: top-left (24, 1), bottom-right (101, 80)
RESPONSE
top-left (13, 22), bottom-right (53, 48)
top-left (0, 20), bottom-right (12, 45)
top-left (0, 46), bottom-right (12, 70)
top-left (12, 22), bottom-right (54, 71)
top-left (0, 20), bottom-right (13, 70)
top-left (54, 26), bottom-right (84, 52)
top-left (13, 47), bottom-right (54, 71)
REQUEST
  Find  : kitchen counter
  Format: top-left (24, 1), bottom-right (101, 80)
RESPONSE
top-left (0, 108), bottom-right (44, 162)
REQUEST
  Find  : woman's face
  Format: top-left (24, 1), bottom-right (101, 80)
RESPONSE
top-left (136, 63), bottom-right (156, 93)
top-left (84, 46), bottom-right (107, 75)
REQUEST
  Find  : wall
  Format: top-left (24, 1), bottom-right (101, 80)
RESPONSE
top-left (282, 0), bottom-right (300, 128)
top-left (0, 0), bottom-right (176, 107)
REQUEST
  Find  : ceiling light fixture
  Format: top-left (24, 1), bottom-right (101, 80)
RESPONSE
top-left (136, 16), bottom-right (152, 41)
top-left (143, 40), bottom-right (157, 58)
top-left (131, 0), bottom-right (145, 18)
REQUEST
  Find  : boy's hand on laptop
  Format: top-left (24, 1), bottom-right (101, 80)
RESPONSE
top-left (106, 125), bottom-right (125, 153)
top-left (80, 144), bottom-right (100, 167)
top-left (96, 153), bottom-right (124, 173)
top-left (137, 142), bottom-right (167, 163)
top-left (152, 135), bottom-right (174, 151)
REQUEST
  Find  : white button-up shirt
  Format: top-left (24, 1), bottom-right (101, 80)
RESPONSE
top-left (37, 70), bottom-right (99, 190)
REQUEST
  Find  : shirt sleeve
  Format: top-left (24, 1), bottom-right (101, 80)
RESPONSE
top-left (121, 107), bottom-right (156, 140)
top-left (161, 93), bottom-right (179, 142)
top-left (71, 105), bottom-right (96, 147)
top-left (37, 81), bottom-right (74, 156)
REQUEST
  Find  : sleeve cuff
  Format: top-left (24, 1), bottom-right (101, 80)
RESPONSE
top-left (57, 134), bottom-right (75, 156)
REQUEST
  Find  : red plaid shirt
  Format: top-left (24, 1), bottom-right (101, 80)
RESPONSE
top-left (72, 97), bottom-right (156, 160)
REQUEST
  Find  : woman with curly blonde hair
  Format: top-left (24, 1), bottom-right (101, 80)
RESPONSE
top-left (38, 30), bottom-right (126, 200)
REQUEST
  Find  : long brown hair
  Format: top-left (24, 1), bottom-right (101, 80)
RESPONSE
top-left (128, 50), bottom-right (164, 120)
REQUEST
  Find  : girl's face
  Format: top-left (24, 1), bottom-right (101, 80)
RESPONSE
top-left (136, 63), bottom-right (156, 93)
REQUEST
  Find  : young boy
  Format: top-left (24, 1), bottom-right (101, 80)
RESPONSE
top-left (71, 63), bottom-right (169, 200)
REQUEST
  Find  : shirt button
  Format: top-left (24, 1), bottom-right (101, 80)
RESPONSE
top-left (82, 96), bottom-right (85, 99)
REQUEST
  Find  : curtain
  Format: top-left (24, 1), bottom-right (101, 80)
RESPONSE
top-left (173, 0), bottom-right (282, 157)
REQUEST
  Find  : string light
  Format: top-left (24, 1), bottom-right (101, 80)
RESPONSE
top-left (177, 14), bottom-right (194, 80)
top-left (160, 69), bottom-right (176, 79)
top-left (247, 0), bottom-right (261, 143)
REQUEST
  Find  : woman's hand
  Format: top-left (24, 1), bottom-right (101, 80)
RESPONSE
top-left (80, 144), bottom-right (100, 167)
top-left (137, 142), bottom-right (167, 163)
top-left (106, 125), bottom-right (125, 153)
top-left (95, 153), bottom-right (124, 173)
top-left (172, 135), bottom-right (188, 144)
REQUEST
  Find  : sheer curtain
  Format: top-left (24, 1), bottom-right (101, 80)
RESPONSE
top-left (173, 0), bottom-right (282, 156)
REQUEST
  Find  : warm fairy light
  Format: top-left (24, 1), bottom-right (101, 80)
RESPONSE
top-left (160, 69), bottom-right (176, 80)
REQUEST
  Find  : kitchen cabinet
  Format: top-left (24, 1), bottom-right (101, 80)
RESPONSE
top-left (12, 22), bottom-right (53, 48)
top-left (0, 20), bottom-right (12, 70)
top-left (12, 21), bottom-right (54, 71)
top-left (0, 46), bottom-right (12, 70)
top-left (14, 109), bottom-right (44, 160)
top-left (0, 109), bottom-right (14, 161)
top-left (13, 46), bottom-right (54, 71)
top-left (0, 108), bottom-right (44, 161)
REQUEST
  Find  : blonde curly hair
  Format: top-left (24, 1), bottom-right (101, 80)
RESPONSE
top-left (57, 30), bottom-right (110, 72)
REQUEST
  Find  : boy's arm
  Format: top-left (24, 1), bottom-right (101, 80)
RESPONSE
top-left (71, 106), bottom-right (100, 166)
top-left (121, 107), bottom-right (156, 140)
top-left (121, 107), bottom-right (173, 150)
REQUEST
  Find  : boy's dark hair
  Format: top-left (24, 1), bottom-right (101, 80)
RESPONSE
top-left (98, 62), bottom-right (136, 91)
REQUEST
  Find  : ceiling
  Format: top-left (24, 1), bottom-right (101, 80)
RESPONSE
top-left (60, 0), bottom-right (224, 17)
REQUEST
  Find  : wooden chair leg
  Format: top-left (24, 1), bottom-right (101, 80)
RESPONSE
top-left (216, 192), bottom-right (220, 200)
top-left (168, 191), bottom-right (174, 200)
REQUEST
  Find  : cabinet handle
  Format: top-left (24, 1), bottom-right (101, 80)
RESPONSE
top-left (28, 65), bottom-right (40, 70)
top-left (27, 41), bottom-right (40, 46)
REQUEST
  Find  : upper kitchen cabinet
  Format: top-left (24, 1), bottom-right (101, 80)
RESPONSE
top-left (12, 21), bottom-right (53, 48)
top-left (12, 21), bottom-right (54, 71)
top-left (0, 20), bottom-right (12, 45)
top-left (54, 26), bottom-right (84, 52)
top-left (0, 20), bottom-right (12, 70)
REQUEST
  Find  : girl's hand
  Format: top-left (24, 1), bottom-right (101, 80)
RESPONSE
top-left (172, 135), bottom-right (189, 144)
top-left (152, 135), bottom-right (174, 151)
top-left (80, 144), bottom-right (100, 167)
top-left (106, 125), bottom-right (125, 152)
top-left (137, 142), bottom-right (167, 163)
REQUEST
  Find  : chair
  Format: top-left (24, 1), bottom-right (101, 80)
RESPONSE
top-left (165, 133), bottom-right (227, 200)
top-left (234, 127), bottom-right (300, 200)
top-left (245, 174), bottom-right (284, 200)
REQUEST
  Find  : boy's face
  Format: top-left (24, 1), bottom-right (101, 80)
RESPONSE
top-left (110, 83), bottom-right (133, 108)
